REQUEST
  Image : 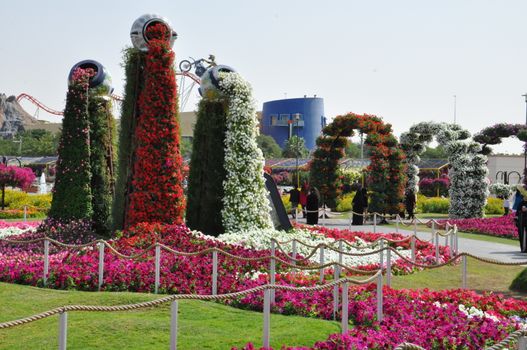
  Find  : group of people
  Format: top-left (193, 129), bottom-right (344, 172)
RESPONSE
top-left (288, 185), bottom-right (321, 225)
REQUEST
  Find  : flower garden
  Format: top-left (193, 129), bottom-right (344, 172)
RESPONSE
top-left (2, 13), bottom-right (527, 350)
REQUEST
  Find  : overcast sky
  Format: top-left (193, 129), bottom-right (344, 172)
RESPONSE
top-left (1, 0), bottom-right (527, 153)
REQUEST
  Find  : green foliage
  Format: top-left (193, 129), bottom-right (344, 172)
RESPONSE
top-left (485, 197), bottom-right (504, 215)
top-left (49, 73), bottom-right (92, 220)
top-left (281, 194), bottom-right (292, 213)
top-left (420, 145), bottom-right (447, 159)
top-left (510, 268), bottom-right (527, 293)
top-left (282, 136), bottom-right (309, 158)
top-left (113, 48), bottom-right (144, 230)
top-left (416, 196), bottom-right (504, 215)
top-left (335, 192), bottom-right (356, 212)
top-left (257, 134), bottom-right (282, 158)
top-left (0, 129), bottom-right (60, 156)
top-left (88, 87), bottom-right (116, 236)
top-left (0, 189), bottom-right (51, 218)
top-left (186, 99), bottom-right (228, 236)
top-left (416, 196), bottom-right (450, 214)
top-left (180, 137), bottom-right (193, 158)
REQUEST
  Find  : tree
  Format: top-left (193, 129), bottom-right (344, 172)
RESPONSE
top-left (257, 134), bottom-right (282, 158)
top-left (282, 136), bottom-right (309, 158)
top-left (180, 137), bottom-right (193, 158)
top-left (421, 145), bottom-right (447, 159)
top-left (0, 164), bottom-right (35, 209)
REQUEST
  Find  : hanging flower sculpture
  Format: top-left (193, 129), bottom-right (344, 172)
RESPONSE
top-left (218, 72), bottom-right (273, 232)
top-left (309, 113), bottom-right (405, 214)
top-left (474, 123), bottom-right (527, 155)
top-left (400, 122), bottom-right (488, 218)
top-left (125, 22), bottom-right (186, 227)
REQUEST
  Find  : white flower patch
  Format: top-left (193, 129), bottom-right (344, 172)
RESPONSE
top-left (0, 226), bottom-right (36, 239)
top-left (216, 227), bottom-right (410, 267)
top-left (218, 72), bottom-right (273, 233)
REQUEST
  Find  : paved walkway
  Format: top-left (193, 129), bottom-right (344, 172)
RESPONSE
top-left (294, 217), bottom-right (527, 264)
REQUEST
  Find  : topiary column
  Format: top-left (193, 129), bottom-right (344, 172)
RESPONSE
top-left (125, 23), bottom-right (185, 227)
top-left (49, 68), bottom-right (93, 220)
top-left (185, 99), bottom-right (228, 236)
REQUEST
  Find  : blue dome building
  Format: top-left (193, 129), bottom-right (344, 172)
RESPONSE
top-left (261, 97), bottom-right (326, 151)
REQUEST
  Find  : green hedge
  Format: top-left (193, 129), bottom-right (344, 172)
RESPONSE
top-left (416, 196), bottom-right (504, 215)
top-left (335, 192), bottom-right (356, 212)
top-left (510, 268), bottom-right (527, 293)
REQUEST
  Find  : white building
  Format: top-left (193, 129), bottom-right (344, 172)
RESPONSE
top-left (487, 155), bottom-right (524, 184)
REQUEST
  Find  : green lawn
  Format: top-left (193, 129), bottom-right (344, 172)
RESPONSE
top-left (0, 283), bottom-right (340, 350)
top-left (391, 256), bottom-right (526, 295)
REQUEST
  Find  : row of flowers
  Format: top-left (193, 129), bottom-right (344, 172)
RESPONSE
top-left (437, 214), bottom-right (517, 239)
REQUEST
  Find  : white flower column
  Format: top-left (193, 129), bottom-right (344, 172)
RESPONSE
top-left (219, 72), bottom-right (273, 232)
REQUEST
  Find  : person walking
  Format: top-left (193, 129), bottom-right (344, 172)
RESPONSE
top-left (352, 187), bottom-right (367, 225)
top-left (405, 190), bottom-right (417, 220)
top-left (515, 186), bottom-right (527, 253)
top-left (289, 187), bottom-right (300, 218)
top-left (306, 187), bottom-right (320, 225)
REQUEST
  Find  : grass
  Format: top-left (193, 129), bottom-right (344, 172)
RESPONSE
top-left (391, 256), bottom-right (526, 296)
top-left (0, 283), bottom-right (339, 350)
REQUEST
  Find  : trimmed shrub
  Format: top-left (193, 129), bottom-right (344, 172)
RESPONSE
top-left (335, 192), bottom-right (356, 212)
top-left (417, 197), bottom-right (450, 214)
top-left (485, 197), bottom-right (504, 215)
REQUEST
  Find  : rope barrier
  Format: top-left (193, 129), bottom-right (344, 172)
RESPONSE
top-left (0, 274), bottom-right (380, 330)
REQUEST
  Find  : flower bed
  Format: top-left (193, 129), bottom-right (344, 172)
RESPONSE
top-left (0, 221), bottom-right (39, 239)
top-left (234, 287), bottom-right (527, 349)
top-left (437, 214), bottom-right (517, 239)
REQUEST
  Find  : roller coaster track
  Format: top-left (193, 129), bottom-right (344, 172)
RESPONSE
top-left (16, 93), bottom-right (124, 117)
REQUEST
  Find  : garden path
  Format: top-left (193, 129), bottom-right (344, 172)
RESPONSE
top-left (295, 217), bottom-right (527, 264)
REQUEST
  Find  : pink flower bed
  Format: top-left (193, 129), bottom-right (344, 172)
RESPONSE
top-left (437, 214), bottom-right (517, 239)
top-left (0, 220), bottom-right (41, 229)
top-left (299, 224), bottom-right (452, 274)
top-left (234, 287), bottom-right (527, 350)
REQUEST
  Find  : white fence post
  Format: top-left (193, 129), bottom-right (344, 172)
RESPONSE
top-left (319, 245), bottom-right (325, 283)
top-left (155, 244), bottom-right (161, 294)
top-left (341, 282), bottom-right (349, 334)
top-left (386, 248), bottom-right (391, 287)
top-left (413, 220), bottom-right (417, 235)
top-left (455, 227), bottom-right (459, 255)
top-left (410, 235), bottom-right (416, 263)
top-left (170, 301), bottom-right (178, 350)
top-left (212, 250), bottom-right (218, 295)
top-left (449, 230), bottom-right (454, 256)
top-left (43, 238), bottom-right (49, 286)
top-left (379, 240), bottom-right (384, 270)
top-left (376, 273), bottom-right (383, 323)
top-left (23, 205), bottom-right (27, 222)
top-left (373, 213), bottom-right (377, 233)
top-left (270, 241), bottom-right (276, 305)
top-left (58, 311), bottom-right (67, 350)
top-left (291, 240), bottom-right (297, 266)
top-left (333, 263), bottom-right (339, 321)
top-left (435, 232), bottom-right (440, 265)
top-left (518, 336), bottom-right (527, 350)
top-left (98, 242), bottom-right (104, 291)
top-left (263, 288), bottom-right (271, 349)
top-left (462, 255), bottom-right (467, 289)
top-left (338, 240), bottom-right (343, 277)
top-left (432, 221), bottom-right (436, 235)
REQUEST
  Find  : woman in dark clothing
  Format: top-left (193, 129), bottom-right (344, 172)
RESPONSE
top-left (516, 195), bottom-right (527, 253)
top-left (405, 191), bottom-right (416, 220)
top-left (306, 187), bottom-right (319, 225)
top-left (352, 187), bottom-right (367, 225)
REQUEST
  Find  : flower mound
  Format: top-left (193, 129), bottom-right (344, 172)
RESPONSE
top-left (439, 214), bottom-right (517, 239)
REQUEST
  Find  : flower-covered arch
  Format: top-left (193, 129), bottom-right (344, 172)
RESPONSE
top-left (473, 123), bottom-right (527, 155)
top-left (400, 122), bottom-right (488, 218)
top-left (309, 113), bottom-right (405, 214)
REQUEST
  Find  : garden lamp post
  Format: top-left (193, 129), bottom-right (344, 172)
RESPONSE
top-left (293, 113), bottom-right (301, 188)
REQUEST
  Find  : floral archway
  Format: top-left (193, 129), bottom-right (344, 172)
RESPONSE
top-left (400, 122), bottom-right (488, 218)
top-left (474, 123), bottom-right (527, 155)
top-left (309, 113), bottom-right (405, 214)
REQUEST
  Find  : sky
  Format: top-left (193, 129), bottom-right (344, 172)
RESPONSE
top-left (1, 0), bottom-right (527, 153)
